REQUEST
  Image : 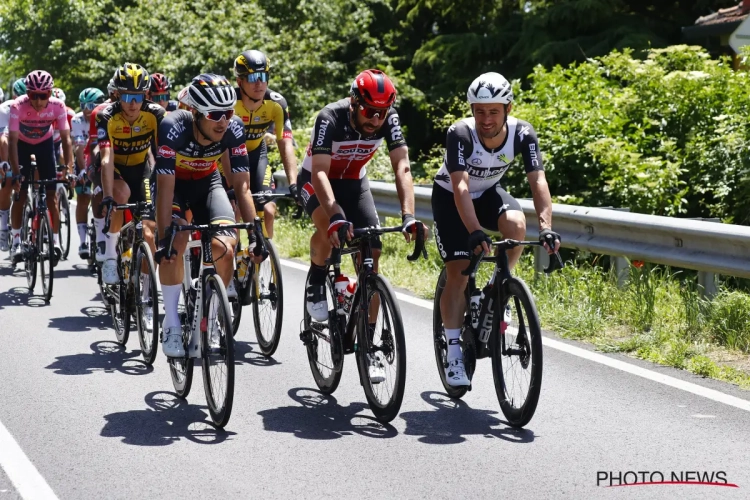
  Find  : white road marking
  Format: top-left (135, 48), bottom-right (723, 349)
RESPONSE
top-left (0, 420), bottom-right (59, 500)
top-left (280, 258), bottom-right (750, 414)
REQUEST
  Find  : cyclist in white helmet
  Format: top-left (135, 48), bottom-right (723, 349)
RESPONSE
top-left (431, 72), bottom-right (561, 386)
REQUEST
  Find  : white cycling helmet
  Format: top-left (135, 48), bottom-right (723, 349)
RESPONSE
top-left (0, 88), bottom-right (4, 103)
top-left (187, 73), bottom-right (236, 114)
top-left (467, 72), bottom-right (513, 105)
top-left (52, 88), bottom-right (66, 103)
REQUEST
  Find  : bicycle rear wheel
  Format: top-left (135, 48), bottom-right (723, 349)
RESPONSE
top-left (169, 285), bottom-right (194, 398)
top-left (87, 220), bottom-right (97, 270)
top-left (303, 272), bottom-right (343, 394)
top-left (57, 190), bottom-right (71, 259)
top-left (201, 274), bottom-right (235, 428)
top-left (252, 239), bottom-right (283, 356)
top-left (491, 277), bottom-right (543, 428)
top-left (39, 212), bottom-right (54, 302)
top-left (135, 242), bottom-right (159, 365)
top-left (356, 274), bottom-right (406, 423)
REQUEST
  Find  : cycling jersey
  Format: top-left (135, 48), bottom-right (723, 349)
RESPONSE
top-left (71, 112), bottom-right (91, 170)
top-left (9, 95), bottom-right (69, 144)
top-left (300, 98), bottom-right (406, 180)
top-left (434, 116), bottom-right (543, 198)
top-left (87, 101), bottom-right (111, 153)
top-left (166, 100), bottom-right (179, 112)
top-left (234, 88), bottom-right (292, 152)
top-left (53, 106), bottom-right (75, 143)
top-left (95, 101), bottom-right (165, 167)
top-left (0, 99), bottom-right (14, 135)
top-left (154, 110), bottom-right (249, 180)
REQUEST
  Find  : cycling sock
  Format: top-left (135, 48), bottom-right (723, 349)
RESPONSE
top-left (309, 263), bottom-right (327, 286)
top-left (53, 232), bottom-right (60, 246)
top-left (77, 223), bottom-right (87, 244)
top-left (162, 284), bottom-right (182, 329)
top-left (104, 231), bottom-right (118, 259)
top-left (445, 328), bottom-right (462, 360)
top-left (11, 228), bottom-right (20, 242)
top-left (0, 210), bottom-right (8, 231)
top-left (94, 217), bottom-right (105, 244)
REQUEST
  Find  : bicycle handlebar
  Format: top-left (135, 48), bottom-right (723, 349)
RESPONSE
top-left (163, 218), bottom-right (266, 262)
top-left (330, 222), bottom-right (428, 264)
top-left (461, 239), bottom-right (565, 277)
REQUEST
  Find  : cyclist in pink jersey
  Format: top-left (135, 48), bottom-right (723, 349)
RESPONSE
top-left (8, 70), bottom-right (74, 262)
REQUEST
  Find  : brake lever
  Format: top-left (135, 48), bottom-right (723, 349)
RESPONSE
top-left (461, 249), bottom-right (486, 276)
top-left (407, 221), bottom-right (427, 261)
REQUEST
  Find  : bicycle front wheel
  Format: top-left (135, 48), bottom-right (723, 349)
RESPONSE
top-left (252, 239), bottom-right (283, 356)
top-left (39, 212), bottom-right (54, 302)
top-left (491, 277), bottom-right (543, 428)
top-left (135, 242), bottom-right (159, 365)
top-left (201, 274), bottom-right (235, 428)
top-left (57, 190), bottom-right (71, 259)
top-left (169, 285), bottom-right (194, 398)
top-left (22, 204), bottom-right (36, 291)
top-left (110, 255), bottom-right (130, 345)
top-left (356, 274), bottom-right (406, 423)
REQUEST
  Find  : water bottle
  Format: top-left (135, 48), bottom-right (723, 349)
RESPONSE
top-left (469, 289), bottom-right (482, 329)
top-left (477, 284), bottom-right (495, 343)
top-left (121, 248), bottom-right (132, 281)
top-left (334, 275), bottom-right (350, 315)
top-left (343, 280), bottom-right (357, 314)
top-left (236, 247), bottom-right (249, 281)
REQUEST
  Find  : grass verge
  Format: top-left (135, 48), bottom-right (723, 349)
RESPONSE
top-left (272, 209), bottom-right (750, 390)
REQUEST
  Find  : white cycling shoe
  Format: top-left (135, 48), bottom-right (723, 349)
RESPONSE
top-left (161, 326), bottom-right (185, 357)
top-left (226, 279), bottom-right (238, 299)
top-left (306, 284), bottom-right (329, 322)
top-left (445, 357), bottom-right (471, 387)
top-left (102, 259), bottom-right (119, 285)
top-left (367, 353), bottom-right (386, 384)
top-left (78, 243), bottom-right (90, 259)
top-left (0, 230), bottom-right (8, 252)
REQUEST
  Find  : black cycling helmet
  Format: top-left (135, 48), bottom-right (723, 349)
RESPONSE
top-left (114, 63), bottom-right (150, 92)
top-left (234, 50), bottom-right (270, 77)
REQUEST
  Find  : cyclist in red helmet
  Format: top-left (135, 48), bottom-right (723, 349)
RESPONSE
top-left (297, 69), bottom-right (428, 372)
top-left (148, 73), bottom-right (178, 111)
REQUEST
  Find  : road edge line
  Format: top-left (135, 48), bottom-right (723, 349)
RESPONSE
top-left (0, 419), bottom-right (59, 500)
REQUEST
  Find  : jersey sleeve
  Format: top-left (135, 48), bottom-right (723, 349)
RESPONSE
top-left (513, 120), bottom-right (543, 173)
top-left (56, 103), bottom-right (71, 131)
top-left (95, 106), bottom-right (113, 149)
top-left (71, 117), bottom-right (87, 145)
top-left (8, 103), bottom-right (19, 133)
top-left (309, 107), bottom-right (337, 155)
top-left (383, 109), bottom-right (407, 151)
top-left (444, 121), bottom-right (473, 174)
top-left (269, 91), bottom-right (293, 140)
top-left (0, 104), bottom-right (10, 134)
top-left (154, 112), bottom-right (183, 176)
top-left (225, 116), bottom-right (250, 174)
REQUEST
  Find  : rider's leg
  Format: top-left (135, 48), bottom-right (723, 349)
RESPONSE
top-left (158, 217), bottom-right (189, 330)
top-left (263, 201), bottom-right (275, 238)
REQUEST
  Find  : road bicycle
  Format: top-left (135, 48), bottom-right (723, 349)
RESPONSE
top-left (55, 165), bottom-right (75, 260)
top-left (433, 239), bottom-right (563, 428)
top-left (300, 222), bottom-right (427, 423)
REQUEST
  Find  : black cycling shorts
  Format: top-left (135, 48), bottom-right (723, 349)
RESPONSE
top-left (18, 137), bottom-right (56, 191)
top-left (298, 168), bottom-right (382, 250)
top-left (154, 169), bottom-right (235, 232)
top-left (431, 183), bottom-right (522, 262)
top-left (222, 141), bottom-right (275, 210)
top-left (91, 160), bottom-right (151, 204)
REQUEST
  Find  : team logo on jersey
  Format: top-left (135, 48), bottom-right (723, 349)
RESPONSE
top-left (470, 158), bottom-right (482, 166)
top-left (134, 126), bottom-right (141, 133)
top-left (518, 125), bottom-right (530, 140)
top-left (242, 116), bottom-right (250, 123)
top-left (181, 159), bottom-right (214, 169)
top-left (123, 126), bottom-right (130, 134)
top-left (301, 182), bottom-right (314, 203)
top-left (97, 128), bottom-right (106, 139)
top-left (231, 144), bottom-right (248, 156)
top-left (157, 145), bottom-right (176, 159)
top-left (254, 116), bottom-right (261, 122)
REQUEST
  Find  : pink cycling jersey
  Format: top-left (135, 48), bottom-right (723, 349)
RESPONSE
top-left (9, 96), bottom-right (69, 145)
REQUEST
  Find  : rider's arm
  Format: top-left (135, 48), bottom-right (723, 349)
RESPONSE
top-left (450, 171), bottom-right (482, 233)
top-left (95, 109), bottom-right (115, 199)
top-left (233, 171), bottom-right (257, 223)
top-left (60, 129), bottom-right (74, 173)
top-left (309, 110), bottom-right (339, 218)
top-left (279, 138), bottom-right (298, 186)
top-left (225, 116), bottom-right (256, 222)
top-left (515, 120), bottom-right (550, 231)
top-left (389, 145), bottom-right (415, 217)
top-left (273, 94), bottom-right (298, 186)
top-left (8, 132), bottom-right (19, 175)
top-left (156, 173), bottom-right (175, 240)
top-left (154, 114), bottom-right (181, 240)
top-left (0, 135), bottom-right (8, 163)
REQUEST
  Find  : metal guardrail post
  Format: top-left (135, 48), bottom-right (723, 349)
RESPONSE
top-left (614, 257), bottom-right (629, 288)
top-left (698, 271), bottom-right (718, 299)
top-left (533, 245), bottom-right (549, 274)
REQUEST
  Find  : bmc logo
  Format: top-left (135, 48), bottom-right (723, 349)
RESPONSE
top-left (231, 144), bottom-right (248, 156)
top-left (157, 145), bottom-right (176, 159)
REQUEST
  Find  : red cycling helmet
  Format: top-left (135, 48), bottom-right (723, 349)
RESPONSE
top-left (150, 73), bottom-right (171, 93)
top-left (350, 69), bottom-right (397, 108)
top-left (26, 70), bottom-right (54, 92)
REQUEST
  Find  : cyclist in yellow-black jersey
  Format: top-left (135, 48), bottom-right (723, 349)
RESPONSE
top-left (221, 49), bottom-right (298, 238)
top-left (96, 63), bottom-right (164, 285)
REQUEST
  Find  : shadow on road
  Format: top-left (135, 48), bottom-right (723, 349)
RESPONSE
top-left (234, 340), bottom-right (282, 368)
top-left (399, 391), bottom-right (536, 445)
top-left (0, 262), bottom-right (23, 277)
top-left (257, 387), bottom-right (398, 440)
top-left (101, 391), bottom-right (235, 446)
top-left (48, 306), bottom-right (111, 332)
top-left (53, 263), bottom-right (95, 279)
top-left (0, 286), bottom-right (49, 308)
top-left (45, 340), bottom-right (152, 376)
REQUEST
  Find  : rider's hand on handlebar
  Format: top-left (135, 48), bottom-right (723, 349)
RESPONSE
top-left (401, 214), bottom-right (428, 243)
top-left (328, 214), bottom-right (352, 248)
top-left (154, 236), bottom-right (178, 265)
top-left (99, 196), bottom-right (115, 217)
top-left (539, 228), bottom-right (562, 255)
top-left (288, 183), bottom-right (300, 206)
top-left (468, 229), bottom-right (491, 256)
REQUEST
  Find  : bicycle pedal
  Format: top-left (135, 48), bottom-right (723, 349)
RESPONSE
top-left (299, 329), bottom-right (314, 345)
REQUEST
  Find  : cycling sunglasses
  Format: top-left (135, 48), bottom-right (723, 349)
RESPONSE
top-left (358, 104), bottom-right (389, 119)
top-left (246, 72), bottom-right (269, 83)
top-left (120, 93), bottom-right (145, 104)
top-left (151, 93), bottom-right (170, 102)
top-left (81, 101), bottom-right (99, 111)
top-left (204, 109), bottom-right (234, 122)
top-left (28, 91), bottom-right (51, 101)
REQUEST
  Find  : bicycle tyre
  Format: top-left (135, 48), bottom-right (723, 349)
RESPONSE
top-left (201, 274), bottom-right (235, 428)
top-left (22, 203), bottom-right (36, 291)
top-left (169, 285), bottom-right (194, 398)
top-left (111, 251), bottom-right (130, 345)
top-left (135, 242), bottom-right (159, 365)
top-left (432, 267), bottom-right (476, 399)
top-left (303, 271), bottom-right (343, 394)
top-left (356, 273), bottom-right (406, 423)
top-left (230, 277), bottom-right (242, 336)
top-left (39, 212), bottom-right (54, 302)
top-left (491, 277), bottom-right (543, 428)
top-left (87, 220), bottom-right (97, 270)
top-left (57, 191), bottom-right (71, 259)
top-left (252, 239), bottom-right (283, 357)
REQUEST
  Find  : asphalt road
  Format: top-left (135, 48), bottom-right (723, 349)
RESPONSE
top-left (0, 231), bottom-right (749, 499)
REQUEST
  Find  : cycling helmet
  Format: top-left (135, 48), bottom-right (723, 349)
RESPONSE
top-left (113, 63), bottom-right (150, 92)
top-left (0, 88), bottom-right (4, 103)
top-left (52, 88), bottom-right (66, 103)
top-left (467, 72), bottom-right (513, 105)
top-left (106, 77), bottom-right (117, 96)
top-left (176, 87), bottom-right (191, 109)
top-left (150, 73), bottom-right (171, 93)
top-left (25, 70), bottom-right (54, 92)
top-left (79, 87), bottom-right (106, 104)
top-left (350, 69), bottom-right (397, 108)
top-left (12, 79), bottom-right (26, 98)
top-left (234, 50), bottom-right (269, 77)
top-left (186, 74), bottom-right (236, 114)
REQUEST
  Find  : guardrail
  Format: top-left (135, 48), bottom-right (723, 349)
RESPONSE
top-left (274, 172), bottom-right (750, 297)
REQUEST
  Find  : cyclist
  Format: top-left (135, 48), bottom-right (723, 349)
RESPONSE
top-left (8, 71), bottom-right (74, 262)
top-left (228, 49), bottom-right (298, 238)
top-left (95, 63), bottom-right (164, 285)
top-left (72, 87), bottom-right (106, 258)
top-left (148, 73), bottom-right (178, 111)
top-left (431, 72), bottom-right (561, 386)
top-left (153, 73), bottom-right (251, 357)
top-left (0, 79), bottom-right (27, 251)
top-left (298, 69), bottom-right (426, 363)
top-left (52, 88), bottom-right (75, 165)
